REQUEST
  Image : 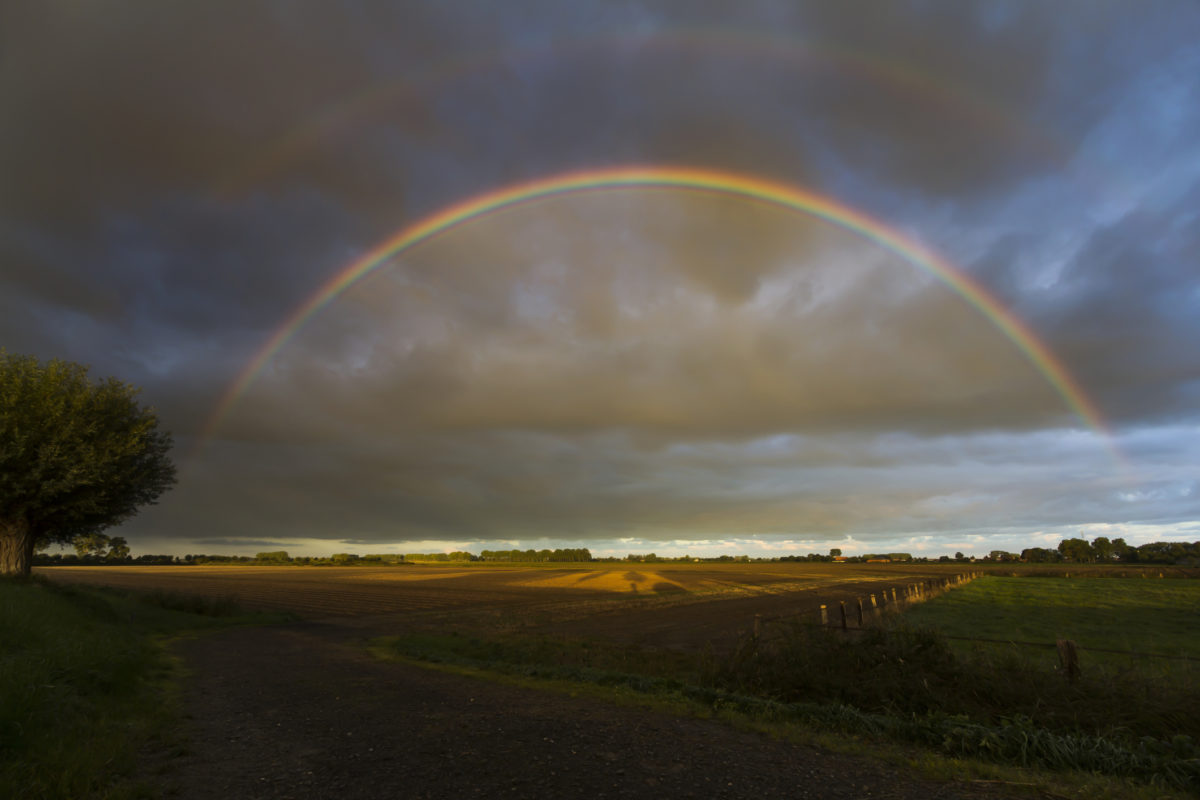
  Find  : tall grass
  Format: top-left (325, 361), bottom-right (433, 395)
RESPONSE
top-left (0, 577), bottom-right (269, 799)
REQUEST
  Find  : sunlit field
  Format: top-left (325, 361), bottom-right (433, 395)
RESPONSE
top-left (38, 562), bottom-right (972, 647)
top-left (902, 575), bottom-right (1200, 672)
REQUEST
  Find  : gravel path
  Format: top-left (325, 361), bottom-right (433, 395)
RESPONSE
top-left (143, 619), bottom-right (1019, 800)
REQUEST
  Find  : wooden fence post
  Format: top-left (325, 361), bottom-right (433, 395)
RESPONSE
top-left (753, 613), bottom-right (761, 638)
top-left (856, 598), bottom-right (864, 627)
top-left (839, 601), bottom-right (848, 630)
top-left (1056, 639), bottom-right (1080, 682)
top-left (819, 604), bottom-right (828, 626)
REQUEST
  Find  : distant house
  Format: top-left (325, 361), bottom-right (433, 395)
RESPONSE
top-left (832, 556), bottom-right (848, 562)
top-left (866, 558), bottom-right (891, 563)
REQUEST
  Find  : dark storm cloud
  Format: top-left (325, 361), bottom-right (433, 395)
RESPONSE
top-left (217, 195), bottom-right (1069, 452)
top-left (4, 1), bottom-right (1198, 553)
top-left (964, 170), bottom-right (1200, 429)
top-left (193, 539), bottom-right (303, 550)
top-left (1040, 212), bottom-right (1200, 425)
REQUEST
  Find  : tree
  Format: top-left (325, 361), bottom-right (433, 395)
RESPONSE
top-left (1021, 547), bottom-right (1061, 563)
top-left (1057, 537), bottom-right (1095, 563)
top-left (0, 353), bottom-right (176, 577)
top-left (830, 548), bottom-right (842, 558)
top-left (1111, 537), bottom-right (1133, 562)
top-left (74, 532), bottom-right (113, 559)
top-left (106, 536), bottom-right (130, 561)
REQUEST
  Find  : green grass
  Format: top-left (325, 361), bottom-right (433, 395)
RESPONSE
top-left (901, 576), bottom-right (1200, 671)
top-left (0, 577), bottom-right (285, 799)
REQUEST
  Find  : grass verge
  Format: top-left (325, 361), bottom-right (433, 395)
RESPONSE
top-left (0, 576), bottom-right (287, 799)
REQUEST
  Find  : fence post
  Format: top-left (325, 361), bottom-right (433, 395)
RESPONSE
top-left (856, 598), bottom-right (864, 627)
top-left (819, 604), bottom-right (828, 626)
top-left (839, 601), bottom-right (848, 631)
top-left (1056, 639), bottom-right (1080, 682)
top-left (753, 613), bottom-right (761, 638)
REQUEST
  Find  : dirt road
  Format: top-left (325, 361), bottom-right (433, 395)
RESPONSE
top-left (151, 618), bottom-right (1011, 800)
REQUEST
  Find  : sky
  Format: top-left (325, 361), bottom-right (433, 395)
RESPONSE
top-left (3, 1), bottom-right (1199, 559)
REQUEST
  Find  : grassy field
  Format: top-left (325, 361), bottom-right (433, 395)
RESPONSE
top-left (901, 575), bottom-right (1200, 671)
top-left (0, 578), bottom-right (284, 800)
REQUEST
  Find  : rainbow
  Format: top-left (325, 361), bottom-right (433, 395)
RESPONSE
top-left (200, 165), bottom-right (1111, 449)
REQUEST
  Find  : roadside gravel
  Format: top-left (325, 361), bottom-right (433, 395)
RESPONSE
top-left (148, 620), bottom-right (1018, 800)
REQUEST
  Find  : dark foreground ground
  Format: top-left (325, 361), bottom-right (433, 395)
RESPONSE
top-left (146, 618), bottom-right (1016, 800)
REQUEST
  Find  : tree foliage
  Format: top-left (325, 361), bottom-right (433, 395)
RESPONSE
top-left (0, 352), bottom-right (176, 576)
top-left (1057, 537), bottom-right (1095, 562)
top-left (73, 533), bottom-right (112, 559)
top-left (478, 548), bottom-right (592, 562)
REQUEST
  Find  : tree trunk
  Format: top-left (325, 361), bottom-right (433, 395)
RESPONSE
top-left (0, 520), bottom-right (34, 577)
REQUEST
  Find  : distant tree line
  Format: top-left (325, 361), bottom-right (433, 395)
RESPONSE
top-left (478, 548), bottom-right (592, 562)
top-left (404, 551), bottom-right (474, 562)
top-left (776, 552), bottom-right (910, 563)
top-left (1013, 537), bottom-right (1200, 564)
top-left (30, 537), bottom-right (1200, 567)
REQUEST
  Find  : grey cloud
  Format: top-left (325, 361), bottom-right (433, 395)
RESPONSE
top-left (969, 200), bottom-right (1200, 427)
top-left (220, 196), bottom-right (1066, 447)
top-left (5, 1), bottom-right (1196, 553)
top-left (193, 539), bottom-right (304, 549)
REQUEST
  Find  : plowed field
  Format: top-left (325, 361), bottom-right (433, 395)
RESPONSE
top-left (38, 563), bottom-right (973, 649)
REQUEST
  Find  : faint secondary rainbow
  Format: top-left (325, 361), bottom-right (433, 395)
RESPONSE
top-left (200, 165), bottom-right (1113, 452)
top-left (216, 29), bottom-right (1060, 197)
